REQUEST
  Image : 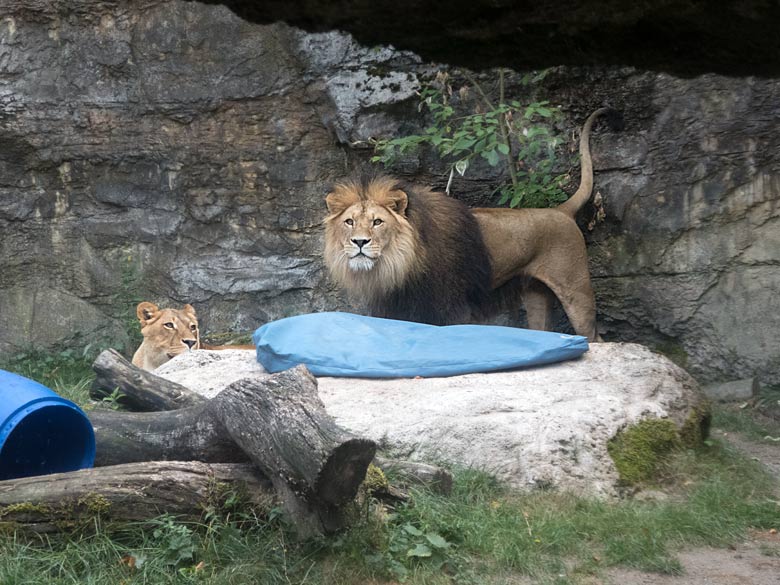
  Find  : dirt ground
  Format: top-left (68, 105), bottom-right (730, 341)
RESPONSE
top-left (603, 429), bottom-right (780, 585)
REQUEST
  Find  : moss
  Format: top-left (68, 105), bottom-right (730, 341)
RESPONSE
top-left (0, 502), bottom-right (51, 518)
top-left (361, 464), bottom-right (390, 496)
top-left (608, 418), bottom-right (681, 485)
top-left (78, 494), bottom-right (111, 515)
top-left (680, 402), bottom-right (712, 448)
top-left (653, 340), bottom-right (689, 369)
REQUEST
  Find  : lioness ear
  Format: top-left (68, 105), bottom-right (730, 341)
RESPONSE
top-left (385, 189), bottom-right (408, 216)
top-left (325, 190), bottom-right (357, 215)
top-left (136, 302), bottom-right (159, 325)
top-left (182, 304), bottom-right (197, 319)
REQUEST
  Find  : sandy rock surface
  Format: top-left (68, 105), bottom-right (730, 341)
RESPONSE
top-left (155, 342), bottom-right (706, 495)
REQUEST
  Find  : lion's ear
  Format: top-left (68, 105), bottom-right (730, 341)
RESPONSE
top-left (182, 304), bottom-right (197, 319)
top-left (137, 302), bottom-right (159, 325)
top-left (385, 189), bottom-right (408, 216)
top-left (325, 190), bottom-right (358, 215)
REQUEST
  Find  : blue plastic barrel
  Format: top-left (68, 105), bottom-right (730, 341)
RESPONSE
top-left (0, 369), bottom-right (96, 481)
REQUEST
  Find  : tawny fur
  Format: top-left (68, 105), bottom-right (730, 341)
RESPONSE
top-left (323, 108), bottom-right (615, 341)
top-left (131, 302), bottom-right (254, 371)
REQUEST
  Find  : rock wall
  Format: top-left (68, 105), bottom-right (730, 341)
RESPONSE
top-left (576, 72), bottom-right (780, 385)
top-left (0, 0), bottom-right (777, 384)
top-left (196, 0), bottom-right (780, 77)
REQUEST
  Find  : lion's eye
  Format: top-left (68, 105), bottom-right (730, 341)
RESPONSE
top-left (372, 218), bottom-right (384, 227)
top-left (190, 324), bottom-right (197, 331)
top-left (163, 322), bottom-right (174, 329)
top-left (344, 218), bottom-right (354, 226)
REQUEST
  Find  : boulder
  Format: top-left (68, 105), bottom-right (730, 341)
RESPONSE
top-left (155, 342), bottom-right (709, 496)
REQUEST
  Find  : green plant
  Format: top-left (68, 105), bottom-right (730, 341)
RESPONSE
top-left (372, 69), bottom-right (568, 208)
top-left (0, 444), bottom-right (778, 584)
top-left (379, 518), bottom-right (457, 581)
top-left (100, 388), bottom-right (126, 410)
top-left (325, 501), bottom-right (461, 583)
top-left (149, 515), bottom-right (198, 567)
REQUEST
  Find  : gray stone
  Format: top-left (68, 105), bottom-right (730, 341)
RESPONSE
top-left (702, 378), bottom-right (759, 403)
top-left (0, 0), bottom-right (778, 390)
top-left (155, 343), bottom-right (708, 496)
top-left (0, 283), bottom-right (129, 355)
top-left (202, 0), bottom-right (780, 77)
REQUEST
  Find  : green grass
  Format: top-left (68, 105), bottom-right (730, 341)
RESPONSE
top-left (4, 444), bottom-right (776, 584)
top-left (712, 387), bottom-right (780, 442)
top-left (1, 351), bottom-right (779, 584)
top-left (0, 347), bottom-right (96, 407)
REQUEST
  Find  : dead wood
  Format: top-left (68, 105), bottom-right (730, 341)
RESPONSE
top-left (87, 361), bottom-right (376, 536)
top-left (0, 461), bottom-right (273, 533)
top-left (91, 349), bottom-right (206, 411)
top-left (211, 366), bottom-right (377, 536)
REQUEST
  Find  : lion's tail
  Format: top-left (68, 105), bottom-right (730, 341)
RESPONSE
top-left (556, 107), bottom-right (622, 218)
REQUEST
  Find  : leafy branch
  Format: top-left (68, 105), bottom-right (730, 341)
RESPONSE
top-left (372, 69), bottom-right (569, 208)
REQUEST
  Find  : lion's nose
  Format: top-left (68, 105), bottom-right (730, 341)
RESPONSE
top-left (183, 339), bottom-right (197, 349)
top-left (352, 238), bottom-right (370, 249)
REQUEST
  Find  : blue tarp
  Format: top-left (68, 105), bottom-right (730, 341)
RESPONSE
top-left (253, 312), bottom-right (588, 378)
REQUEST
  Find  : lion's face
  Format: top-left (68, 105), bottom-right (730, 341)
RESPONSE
top-left (330, 200), bottom-right (400, 271)
top-left (131, 302), bottom-right (200, 370)
top-left (323, 176), bottom-right (420, 294)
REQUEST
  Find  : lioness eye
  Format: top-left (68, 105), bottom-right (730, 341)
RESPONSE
top-left (344, 218), bottom-right (354, 226)
top-left (163, 322), bottom-right (174, 329)
top-left (372, 218), bottom-right (384, 226)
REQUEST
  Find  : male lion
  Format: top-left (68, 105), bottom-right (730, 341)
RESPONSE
top-left (323, 108), bottom-right (617, 341)
top-left (131, 301), bottom-right (253, 370)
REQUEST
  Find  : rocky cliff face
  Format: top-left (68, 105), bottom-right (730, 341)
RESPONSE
top-left (197, 0), bottom-right (780, 78)
top-left (0, 0), bottom-right (777, 384)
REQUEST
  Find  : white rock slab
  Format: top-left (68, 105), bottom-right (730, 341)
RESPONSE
top-left (155, 343), bottom-right (706, 496)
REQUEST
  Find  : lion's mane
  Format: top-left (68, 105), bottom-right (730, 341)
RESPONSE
top-left (324, 174), bottom-right (493, 325)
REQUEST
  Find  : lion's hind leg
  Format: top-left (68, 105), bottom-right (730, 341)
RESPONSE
top-left (529, 263), bottom-right (601, 342)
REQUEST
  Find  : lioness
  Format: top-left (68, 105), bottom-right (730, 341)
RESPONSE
top-left (131, 301), bottom-right (253, 370)
top-left (323, 108), bottom-right (618, 341)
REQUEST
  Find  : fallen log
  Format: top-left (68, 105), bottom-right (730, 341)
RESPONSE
top-left (91, 349), bottom-right (206, 411)
top-left (88, 365), bottom-right (376, 536)
top-left (212, 367), bottom-right (376, 535)
top-left (89, 405), bottom-right (248, 466)
top-left (0, 461), bottom-right (273, 533)
top-left (84, 353), bottom-right (450, 534)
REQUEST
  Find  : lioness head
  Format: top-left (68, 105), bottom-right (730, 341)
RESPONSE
top-left (131, 301), bottom-right (200, 370)
top-left (324, 175), bottom-right (421, 295)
